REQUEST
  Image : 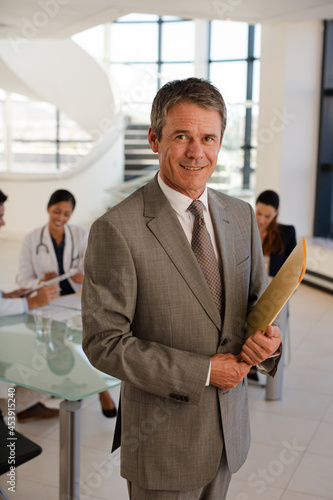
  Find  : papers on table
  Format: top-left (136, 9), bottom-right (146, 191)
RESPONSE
top-left (51, 293), bottom-right (81, 310)
top-left (245, 237), bottom-right (307, 338)
top-left (20, 269), bottom-right (79, 296)
top-left (48, 293), bottom-right (82, 322)
top-left (28, 292), bottom-right (82, 323)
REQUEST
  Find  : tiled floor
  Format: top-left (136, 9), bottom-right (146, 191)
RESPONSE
top-left (1, 237), bottom-right (333, 499)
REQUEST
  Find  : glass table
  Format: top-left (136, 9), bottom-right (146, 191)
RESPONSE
top-left (0, 312), bottom-right (120, 500)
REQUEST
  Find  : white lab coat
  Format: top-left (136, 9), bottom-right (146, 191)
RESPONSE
top-left (17, 224), bottom-right (89, 293)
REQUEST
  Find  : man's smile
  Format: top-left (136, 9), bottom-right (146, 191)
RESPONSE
top-left (180, 164), bottom-right (206, 171)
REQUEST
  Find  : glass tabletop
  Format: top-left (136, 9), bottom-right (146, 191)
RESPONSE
top-left (0, 313), bottom-right (120, 401)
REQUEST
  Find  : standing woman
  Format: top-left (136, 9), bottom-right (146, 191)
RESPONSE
top-left (17, 189), bottom-right (117, 417)
top-left (17, 189), bottom-right (87, 295)
top-left (248, 190), bottom-right (297, 394)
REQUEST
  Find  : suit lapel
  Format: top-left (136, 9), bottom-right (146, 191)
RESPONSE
top-left (143, 177), bottom-right (222, 331)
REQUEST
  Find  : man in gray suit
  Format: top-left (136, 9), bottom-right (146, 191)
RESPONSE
top-left (82, 78), bottom-right (281, 500)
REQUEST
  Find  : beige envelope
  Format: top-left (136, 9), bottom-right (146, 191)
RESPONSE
top-left (245, 237), bottom-right (306, 338)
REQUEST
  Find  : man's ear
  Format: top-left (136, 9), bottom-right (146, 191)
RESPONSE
top-left (148, 127), bottom-right (159, 153)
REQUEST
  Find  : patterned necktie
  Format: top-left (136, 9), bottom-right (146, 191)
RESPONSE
top-left (188, 200), bottom-right (223, 314)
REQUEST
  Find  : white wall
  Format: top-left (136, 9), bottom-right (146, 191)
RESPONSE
top-left (0, 133), bottom-right (124, 239)
top-left (256, 21), bottom-right (323, 238)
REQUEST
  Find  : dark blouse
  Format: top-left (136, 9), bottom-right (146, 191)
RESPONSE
top-left (268, 224), bottom-right (297, 277)
top-left (51, 235), bottom-right (75, 296)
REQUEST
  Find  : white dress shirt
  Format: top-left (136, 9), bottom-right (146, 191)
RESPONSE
top-left (157, 174), bottom-right (220, 262)
top-left (157, 173), bottom-right (214, 385)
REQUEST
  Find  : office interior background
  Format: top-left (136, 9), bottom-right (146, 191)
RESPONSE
top-left (0, 1), bottom-right (333, 499)
top-left (1, 0), bottom-right (333, 291)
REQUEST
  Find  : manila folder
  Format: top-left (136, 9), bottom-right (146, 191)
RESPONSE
top-left (245, 236), bottom-right (306, 339)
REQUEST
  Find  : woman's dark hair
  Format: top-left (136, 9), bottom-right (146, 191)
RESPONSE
top-left (0, 190), bottom-right (8, 204)
top-left (256, 190), bottom-right (279, 211)
top-left (256, 190), bottom-right (283, 255)
top-left (47, 190), bottom-right (76, 210)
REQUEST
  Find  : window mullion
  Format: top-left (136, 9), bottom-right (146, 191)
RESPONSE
top-left (243, 25), bottom-right (255, 189)
top-left (157, 18), bottom-right (163, 89)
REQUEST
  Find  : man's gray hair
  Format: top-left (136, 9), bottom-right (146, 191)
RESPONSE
top-left (150, 77), bottom-right (227, 141)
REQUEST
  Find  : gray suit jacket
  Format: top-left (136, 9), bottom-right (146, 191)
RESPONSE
top-left (82, 175), bottom-right (277, 491)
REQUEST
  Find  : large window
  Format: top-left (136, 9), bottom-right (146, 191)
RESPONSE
top-left (103, 15), bottom-right (260, 193)
top-left (0, 15), bottom-right (261, 192)
top-left (209, 21), bottom-right (261, 192)
top-left (0, 91), bottom-right (94, 173)
top-left (107, 14), bottom-right (195, 119)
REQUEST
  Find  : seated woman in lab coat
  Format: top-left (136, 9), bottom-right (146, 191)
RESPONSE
top-left (17, 189), bottom-right (88, 296)
top-left (17, 189), bottom-right (117, 418)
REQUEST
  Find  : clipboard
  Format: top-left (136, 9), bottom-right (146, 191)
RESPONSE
top-left (245, 237), bottom-right (307, 338)
top-left (20, 269), bottom-right (79, 296)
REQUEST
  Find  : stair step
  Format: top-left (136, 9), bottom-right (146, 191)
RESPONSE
top-left (125, 160), bottom-right (159, 168)
top-left (124, 142), bottom-right (151, 149)
top-left (125, 153), bottom-right (157, 160)
top-left (125, 159), bottom-right (160, 165)
top-left (125, 168), bottom-right (157, 175)
top-left (125, 129), bottom-right (148, 137)
top-left (126, 124), bottom-right (149, 130)
top-left (124, 122), bottom-right (159, 173)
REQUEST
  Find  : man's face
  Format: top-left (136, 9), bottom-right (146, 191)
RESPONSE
top-left (0, 204), bottom-right (5, 228)
top-left (148, 103), bottom-right (223, 199)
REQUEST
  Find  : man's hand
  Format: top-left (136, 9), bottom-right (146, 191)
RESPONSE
top-left (210, 353), bottom-right (251, 391)
top-left (241, 325), bottom-right (281, 366)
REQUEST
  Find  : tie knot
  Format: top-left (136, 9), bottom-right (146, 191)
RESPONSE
top-left (188, 200), bottom-right (204, 220)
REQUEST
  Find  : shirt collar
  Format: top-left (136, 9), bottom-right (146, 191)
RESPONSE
top-left (157, 172), bottom-right (209, 215)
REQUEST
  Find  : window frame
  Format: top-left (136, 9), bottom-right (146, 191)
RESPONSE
top-left (208, 23), bottom-right (259, 190)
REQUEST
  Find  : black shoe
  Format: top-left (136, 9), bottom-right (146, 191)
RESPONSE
top-left (99, 392), bottom-right (117, 418)
top-left (102, 407), bottom-right (117, 418)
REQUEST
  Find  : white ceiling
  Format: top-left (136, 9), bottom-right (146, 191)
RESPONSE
top-left (1, 0), bottom-right (333, 39)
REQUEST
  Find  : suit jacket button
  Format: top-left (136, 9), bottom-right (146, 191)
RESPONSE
top-left (169, 393), bottom-right (176, 399)
top-left (221, 338), bottom-right (229, 346)
top-left (184, 396), bottom-right (190, 403)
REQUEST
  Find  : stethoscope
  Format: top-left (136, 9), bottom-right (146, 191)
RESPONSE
top-left (36, 224), bottom-right (78, 267)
